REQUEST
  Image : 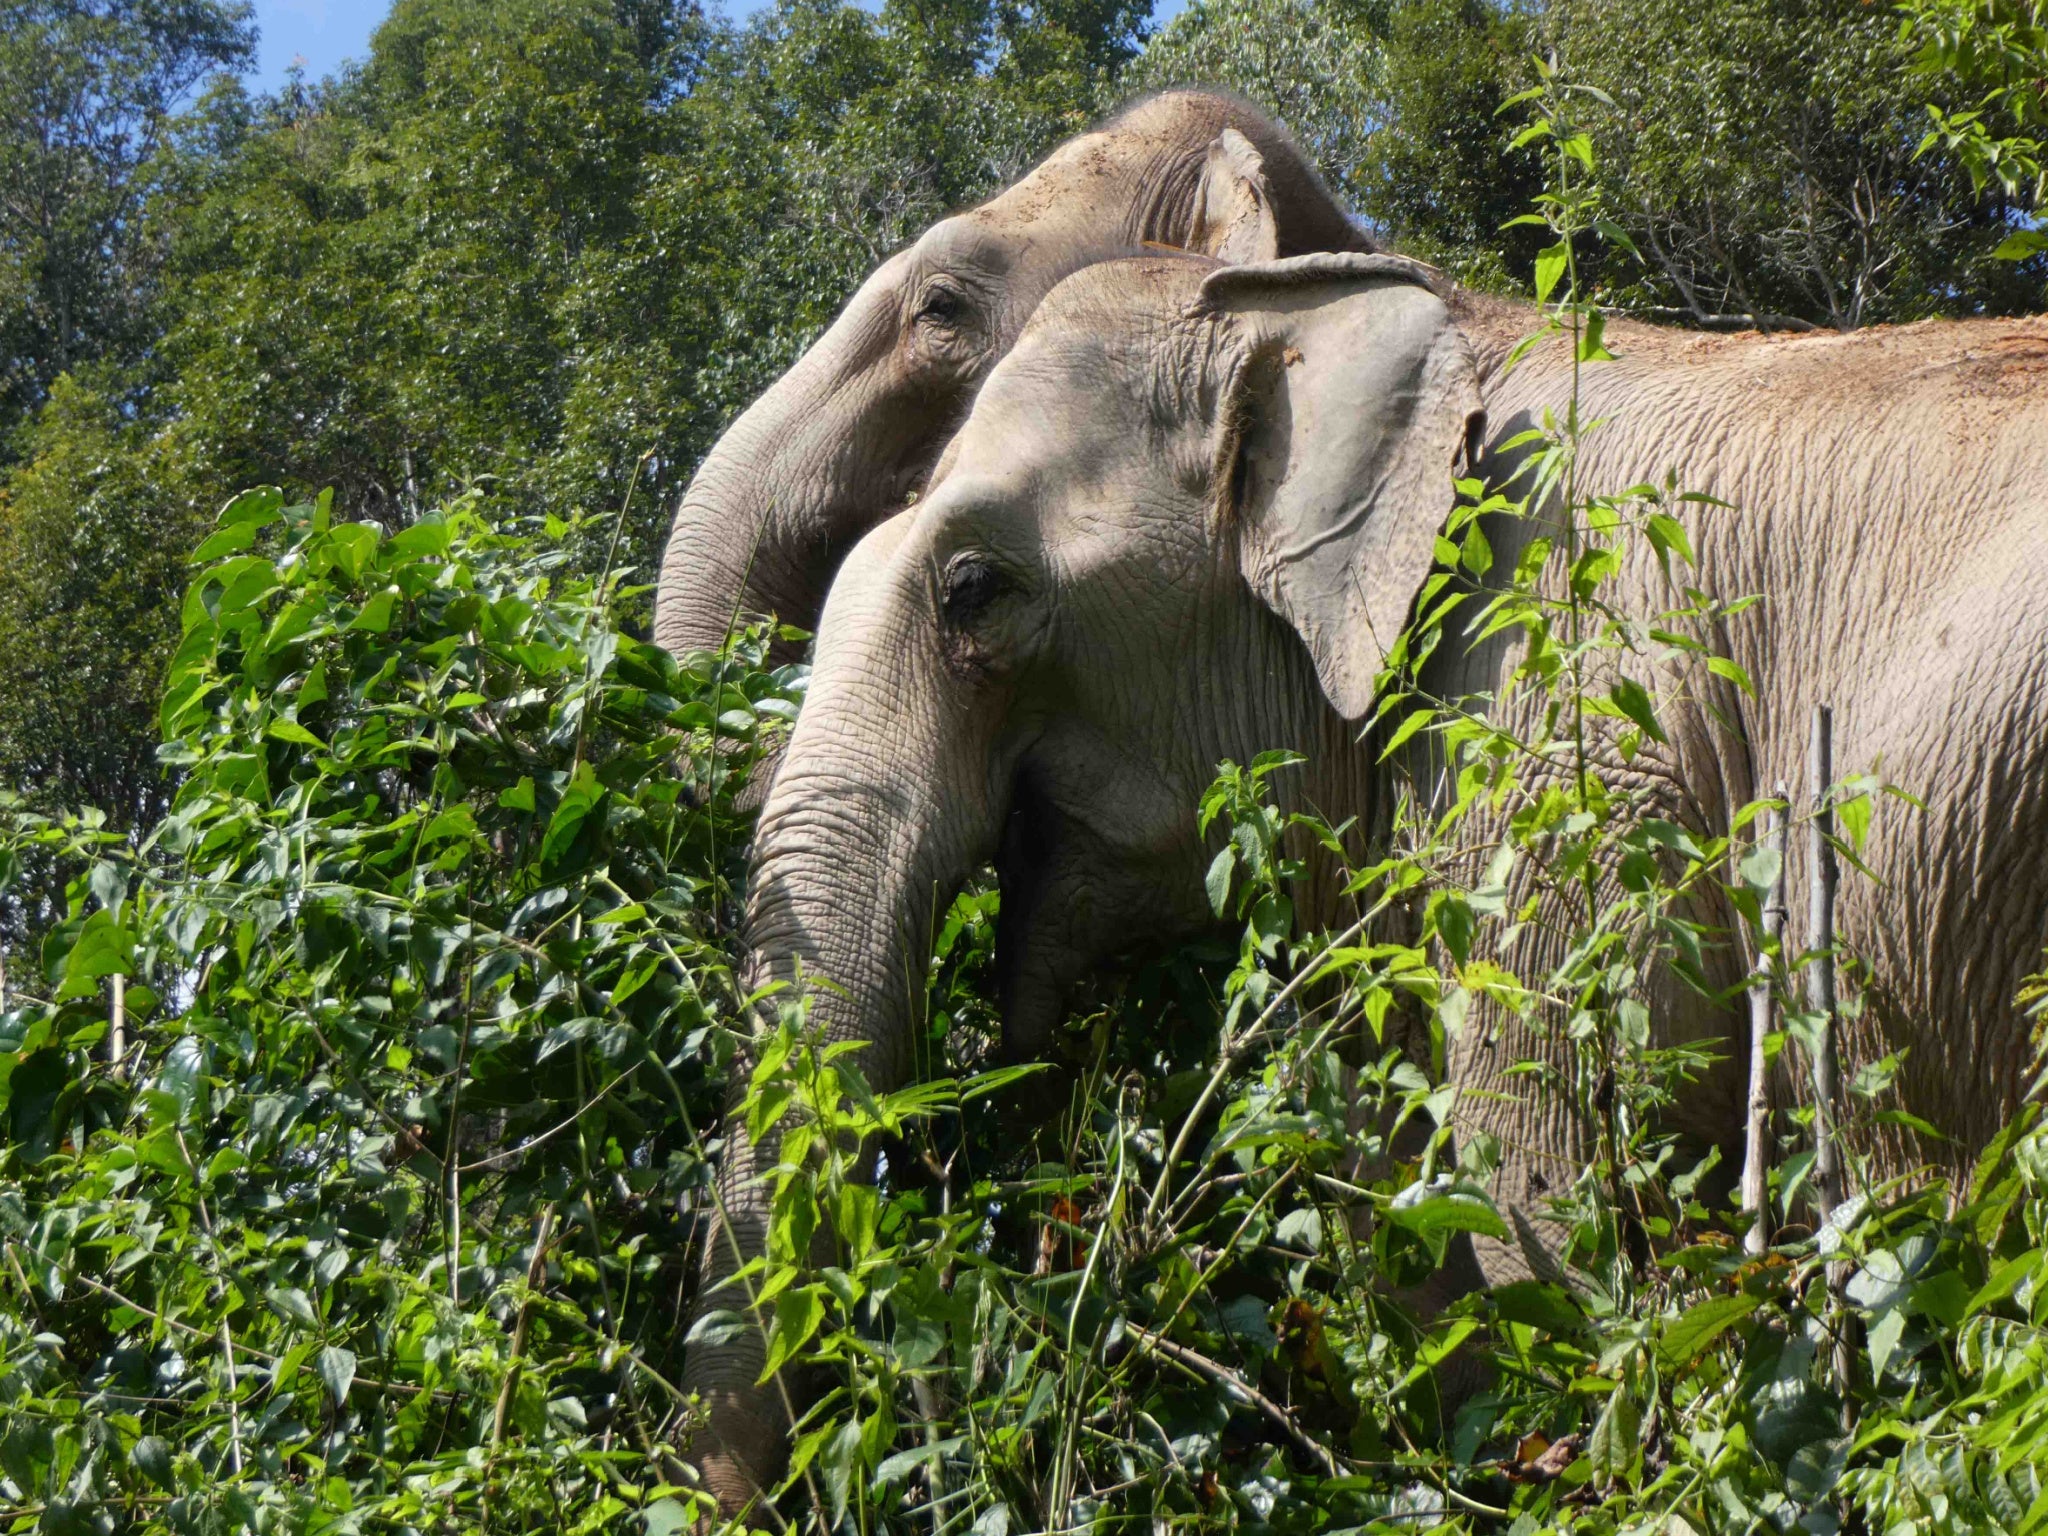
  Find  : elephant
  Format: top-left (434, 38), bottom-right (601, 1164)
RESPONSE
top-left (649, 89), bottom-right (1371, 668)
top-left (698, 237), bottom-right (2048, 1502)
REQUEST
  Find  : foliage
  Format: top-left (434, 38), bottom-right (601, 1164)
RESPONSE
top-left (1123, 0), bottom-right (1387, 201)
top-left (0, 489), bottom-right (801, 1530)
top-left (1555, 0), bottom-right (2047, 328)
top-left (0, 0), bottom-right (1130, 907)
top-left (0, 0), bottom-right (255, 457)
top-left (1905, 0), bottom-right (2048, 268)
top-left (0, 374), bottom-right (207, 857)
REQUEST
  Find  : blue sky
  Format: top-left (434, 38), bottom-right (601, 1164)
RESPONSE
top-left (246, 0), bottom-right (1187, 93)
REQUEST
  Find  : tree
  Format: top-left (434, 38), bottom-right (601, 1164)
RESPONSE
top-left (1558, 0), bottom-right (2046, 327)
top-left (1905, 0), bottom-right (2048, 272)
top-left (0, 0), bottom-right (255, 456)
top-left (1124, 0), bottom-right (1386, 201)
top-left (0, 370), bottom-right (213, 942)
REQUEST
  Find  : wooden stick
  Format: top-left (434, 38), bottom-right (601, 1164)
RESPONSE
top-left (490, 1203), bottom-right (557, 1452)
top-left (1806, 705), bottom-right (1853, 1410)
top-left (108, 973), bottom-right (127, 1080)
top-left (1122, 1322), bottom-right (1341, 1478)
top-left (1741, 793), bottom-right (1788, 1255)
top-left (1806, 707), bottom-right (1843, 1224)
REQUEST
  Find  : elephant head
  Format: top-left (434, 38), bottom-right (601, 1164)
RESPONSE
top-left (649, 90), bottom-right (1373, 665)
top-left (687, 251), bottom-right (1482, 1508)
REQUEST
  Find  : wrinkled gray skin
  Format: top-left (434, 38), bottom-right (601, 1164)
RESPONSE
top-left (718, 211), bottom-right (2048, 1497)
top-left (1446, 289), bottom-right (2048, 1202)
top-left (650, 90), bottom-right (1371, 666)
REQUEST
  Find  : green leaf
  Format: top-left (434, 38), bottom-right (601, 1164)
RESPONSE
top-left (1461, 520), bottom-right (1493, 576)
top-left (1607, 677), bottom-right (1668, 743)
top-left (1534, 240), bottom-right (1570, 305)
top-left (1427, 891), bottom-right (1475, 964)
top-left (323, 521), bottom-right (381, 582)
top-left (1866, 1306), bottom-right (1907, 1381)
top-left (217, 487), bottom-right (285, 531)
top-left (56, 910), bottom-right (133, 999)
top-left (1657, 1292), bottom-right (1763, 1371)
top-left (130, 1436), bottom-right (173, 1490)
top-left (759, 1285), bottom-right (827, 1384)
top-left (541, 766), bottom-right (605, 868)
top-left (350, 587), bottom-right (399, 633)
top-left (1204, 844), bottom-right (1236, 917)
top-left (192, 522), bottom-right (261, 562)
top-left (1739, 843), bottom-right (1782, 898)
top-left (1966, 1250), bottom-right (2040, 1316)
top-left (1835, 791), bottom-right (1872, 854)
top-left (1588, 1381), bottom-right (1640, 1486)
top-left (265, 717), bottom-right (325, 748)
top-left (1386, 1190), bottom-right (1507, 1242)
top-left (1575, 309), bottom-right (1615, 362)
top-left (268, 1287), bottom-right (320, 1329)
top-left (1491, 1281), bottom-right (1587, 1336)
top-left (1379, 706), bottom-right (1436, 761)
top-left (317, 1345), bottom-right (355, 1405)
top-left (1992, 228), bottom-right (2048, 260)
top-left (893, 1307), bottom-right (946, 1368)
top-left (875, 1438), bottom-right (966, 1488)
top-left (1706, 655), bottom-right (1754, 695)
top-left (1643, 512), bottom-right (1694, 570)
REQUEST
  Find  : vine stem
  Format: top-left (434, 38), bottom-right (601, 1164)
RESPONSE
top-left (1121, 1323), bottom-right (1341, 1478)
top-left (1140, 890), bottom-right (1396, 1233)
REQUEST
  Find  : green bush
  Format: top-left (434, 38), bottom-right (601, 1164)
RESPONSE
top-left (0, 488), bottom-right (799, 1531)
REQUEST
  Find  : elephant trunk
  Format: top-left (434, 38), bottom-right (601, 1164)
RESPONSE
top-left (651, 265), bottom-right (931, 665)
top-left (682, 586), bottom-right (994, 1508)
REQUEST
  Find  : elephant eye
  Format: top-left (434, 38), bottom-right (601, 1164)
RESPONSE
top-left (940, 553), bottom-right (1006, 622)
top-left (914, 281), bottom-right (970, 329)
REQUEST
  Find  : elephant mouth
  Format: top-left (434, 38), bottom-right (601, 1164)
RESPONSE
top-left (992, 760), bottom-right (1069, 1064)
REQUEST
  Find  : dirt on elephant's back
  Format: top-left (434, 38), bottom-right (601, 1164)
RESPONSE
top-left (1643, 311), bottom-right (2048, 404)
top-left (1455, 287), bottom-right (2048, 408)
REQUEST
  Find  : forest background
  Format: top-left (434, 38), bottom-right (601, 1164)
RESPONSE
top-left (4, 0), bottom-right (2046, 925)
top-left (3, 1), bottom-right (2048, 1531)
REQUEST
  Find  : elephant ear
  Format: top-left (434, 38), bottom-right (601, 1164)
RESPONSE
top-left (1185, 129), bottom-right (1281, 265)
top-left (1204, 253), bottom-right (1484, 721)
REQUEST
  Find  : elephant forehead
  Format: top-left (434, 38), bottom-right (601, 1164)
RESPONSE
top-left (911, 214), bottom-right (1017, 278)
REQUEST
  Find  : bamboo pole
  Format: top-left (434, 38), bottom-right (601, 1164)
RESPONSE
top-left (1806, 704), bottom-right (1853, 1410)
top-left (1806, 707), bottom-right (1843, 1223)
top-left (109, 973), bottom-right (127, 1079)
top-left (1741, 792), bottom-right (1788, 1255)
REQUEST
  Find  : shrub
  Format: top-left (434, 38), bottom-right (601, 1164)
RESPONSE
top-left (0, 488), bottom-right (799, 1531)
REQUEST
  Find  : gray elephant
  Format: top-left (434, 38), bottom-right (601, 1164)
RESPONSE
top-left (649, 89), bottom-right (1370, 667)
top-left (704, 240), bottom-right (2048, 1501)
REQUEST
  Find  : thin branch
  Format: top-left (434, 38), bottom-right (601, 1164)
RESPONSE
top-left (1122, 1323), bottom-right (1341, 1478)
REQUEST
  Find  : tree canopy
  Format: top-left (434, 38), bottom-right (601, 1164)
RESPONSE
top-left (0, 0), bottom-right (2040, 927)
